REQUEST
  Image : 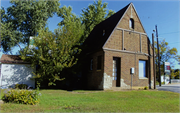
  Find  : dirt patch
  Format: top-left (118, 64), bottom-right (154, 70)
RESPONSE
top-left (0, 100), bottom-right (4, 104)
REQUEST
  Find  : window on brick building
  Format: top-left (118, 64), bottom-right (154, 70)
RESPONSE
top-left (129, 18), bottom-right (134, 29)
top-left (103, 30), bottom-right (105, 36)
top-left (97, 56), bottom-right (102, 70)
top-left (139, 60), bottom-right (147, 78)
top-left (90, 58), bottom-right (93, 71)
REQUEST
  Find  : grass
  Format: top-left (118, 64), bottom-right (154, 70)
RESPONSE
top-left (0, 89), bottom-right (179, 112)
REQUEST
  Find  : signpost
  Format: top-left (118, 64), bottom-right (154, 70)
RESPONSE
top-left (164, 62), bottom-right (170, 75)
top-left (29, 36), bottom-right (35, 49)
top-left (164, 62), bottom-right (171, 84)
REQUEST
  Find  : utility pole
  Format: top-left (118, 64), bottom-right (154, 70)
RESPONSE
top-left (155, 25), bottom-right (161, 86)
top-left (152, 33), bottom-right (156, 89)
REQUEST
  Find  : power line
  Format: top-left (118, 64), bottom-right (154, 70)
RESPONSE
top-left (168, 42), bottom-right (180, 44)
top-left (159, 31), bottom-right (180, 36)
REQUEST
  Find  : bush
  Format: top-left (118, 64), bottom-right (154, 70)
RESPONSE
top-left (156, 81), bottom-right (159, 85)
top-left (15, 84), bottom-right (28, 89)
top-left (144, 86), bottom-right (148, 90)
top-left (161, 82), bottom-right (165, 84)
top-left (1, 89), bottom-right (41, 105)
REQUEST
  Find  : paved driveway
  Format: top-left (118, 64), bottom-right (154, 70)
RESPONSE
top-left (156, 83), bottom-right (180, 93)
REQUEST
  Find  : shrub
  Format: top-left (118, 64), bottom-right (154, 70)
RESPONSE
top-left (1, 89), bottom-right (41, 105)
top-left (161, 82), bottom-right (165, 84)
top-left (156, 81), bottom-right (159, 85)
top-left (15, 84), bottom-right (28, 89)
top-left (144, 86), bottom-right (148, 90)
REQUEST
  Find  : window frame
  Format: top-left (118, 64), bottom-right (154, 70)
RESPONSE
top-left (90, 58), bottom-right (93, 71)
top-left (129, 18), bottom-right (134, 29)
top-left (139, 60), bottom-right (147, 79)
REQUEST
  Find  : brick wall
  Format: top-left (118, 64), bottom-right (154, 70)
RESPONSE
top-left (103, 4), bottom-right (154, 89)
top-left (104, 50), bottom-right (152, 88)
top-left (84, 4), bottom-right (155, 90)
top-left (117, 5), bottom-right (145, 33)
top-left (84, 50), bottom-right (104, 89)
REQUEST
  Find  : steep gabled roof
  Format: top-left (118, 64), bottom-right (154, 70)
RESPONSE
top-left (83, 3), bottom-right (131, 53)
top-left (0, 54), bottom-right (30, 64)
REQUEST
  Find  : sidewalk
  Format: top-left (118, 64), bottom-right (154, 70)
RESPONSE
top-left (156, 83), bottom-right (180, 93)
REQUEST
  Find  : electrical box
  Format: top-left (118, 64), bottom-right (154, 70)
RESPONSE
top-left (130, 68), bottom-right (134, 74)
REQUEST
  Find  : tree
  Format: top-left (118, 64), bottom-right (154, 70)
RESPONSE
top-left (21, 0), bottom-right (115, 86)
top-left (21, 14), bottom-right (84, 86)
top-left (81, 0), bottom-right (115, 41)
top-left (57, 0), bottom-right (114, 42)
top-left (155, 39), bottom-right (179, 78)
top-left (1, 7), bottom-right (22, 53)
top-left (1, 0), bottom-right (60, 53)
top-left (170, 69), bottom-right (179, 79)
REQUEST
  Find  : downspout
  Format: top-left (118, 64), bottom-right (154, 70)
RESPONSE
top-left (148, 38), bottom-right (151, 89)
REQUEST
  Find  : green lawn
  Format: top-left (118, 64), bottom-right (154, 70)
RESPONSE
top-left (0, 89), bottom-right (179, 112)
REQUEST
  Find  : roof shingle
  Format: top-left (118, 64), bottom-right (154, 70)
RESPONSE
top-left (0, 54), bottom-right (30, 64)
top-left (83, 3), bottom-right (131, 53)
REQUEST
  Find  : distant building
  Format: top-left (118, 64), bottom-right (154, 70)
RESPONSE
top-left (82, 3), bottom-right (155, 90)
top-left (0, 54), bottom-right (35, 89)
top-left (161, 75), bottom-right (170, 85)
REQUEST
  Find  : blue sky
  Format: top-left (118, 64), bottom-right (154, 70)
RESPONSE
top-left (1, 0), bottom-right (180, 69)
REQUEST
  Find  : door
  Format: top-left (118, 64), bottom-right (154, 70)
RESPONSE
top-left (112, 57), bottom-right (121, 87)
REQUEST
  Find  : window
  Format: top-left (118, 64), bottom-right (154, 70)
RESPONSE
top-left (103, 30), bottom-right (105, 36)
top-left (90, 58), bottom-right (93, 71)
top-left (129, 18), bottom-right (134, 29)
top-left (139, 60), bottom-right (146, 78)
top-left (112, 59), bottom-right (117, 80)
top-left (97, 56), bottom-right (102, 70)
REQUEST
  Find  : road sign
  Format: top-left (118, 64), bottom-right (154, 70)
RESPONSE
top-left (164, 62), bottom-right (170, 75)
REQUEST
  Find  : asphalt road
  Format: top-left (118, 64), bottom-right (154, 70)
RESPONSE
top-left (156, 83), bottom-right (180, 93)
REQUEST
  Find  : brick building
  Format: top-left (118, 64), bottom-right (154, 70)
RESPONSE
top-left (83, 3), bottom-right (155, 90)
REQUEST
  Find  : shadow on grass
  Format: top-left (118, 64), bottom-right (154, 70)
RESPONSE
top-left (39, 87), bottom-right (103, 92)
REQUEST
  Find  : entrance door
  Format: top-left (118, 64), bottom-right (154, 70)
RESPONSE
top-left (112, 57), bottom-right (121, 87)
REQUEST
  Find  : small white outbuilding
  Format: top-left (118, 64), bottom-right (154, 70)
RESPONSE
top-left (0, 54), bottom-right (35, 89)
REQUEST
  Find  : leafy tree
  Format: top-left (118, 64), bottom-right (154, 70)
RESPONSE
top-left (57, 6), bottom-right (81, 27)
top-left (1, 0), bottom-right (60, 53)
top-left (20, 0), bottom-right (115, 86)
top-left (21, 15), bottom-right (84, 86)
top-left (57, 0), bottom-right (114, 42)
top-left (170, 69), bottom-right (179, 79)
top-left (81, 0), bottom-right (115, 41)
top-left (1, 7), bottom-right (22, 53)
top-left (173, 69), bottom-right (180, 79)
top-left (155, 39), bottom-right (179, 79)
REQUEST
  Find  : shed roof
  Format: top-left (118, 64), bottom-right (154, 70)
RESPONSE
top-left (0, 54), bottom-right (30, 64)
top-left (83, 3), bottom-right (131, 53)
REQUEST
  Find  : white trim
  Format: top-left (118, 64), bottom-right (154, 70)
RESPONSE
top-left (102, 3), bottom-right (149, 49)
top-left (104, 48), bottom-right (145, 55)
top-left (103, 48), bottom-right (151, 57)
top-left (117, 27), bottom-right (147, 35)
top-left (140, 34), bottom-right (142, 52)
top-left (122, 30), bottom-right (124, 50)
top-left (102, 3), bottom-right (131, 49)
top-left (131, 5), bottom-right (133, 18)
top-left (139, 77), bottom-right (148, 79)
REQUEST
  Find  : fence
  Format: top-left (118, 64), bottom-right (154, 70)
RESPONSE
top-left (171, 79), bottom-right (180, 83)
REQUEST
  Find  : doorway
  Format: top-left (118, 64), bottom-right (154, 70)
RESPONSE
top-left (112, 57), bottom-right (121, 87)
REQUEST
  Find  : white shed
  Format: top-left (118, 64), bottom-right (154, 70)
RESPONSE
top-left (0, 54), bottom-right (35, 89)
